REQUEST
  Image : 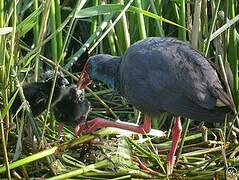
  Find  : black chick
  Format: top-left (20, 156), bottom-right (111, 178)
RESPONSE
top-left (53, 85), bottom-right (91, 136)
top-left (11, 70), bottom-right (69, 117)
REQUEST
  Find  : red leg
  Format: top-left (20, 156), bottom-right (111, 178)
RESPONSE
top-left (57, 122), bottom-right (64, 143)
top-left (24, 126), bottom-right (34, 145)
top-left (167, 116), bottom-right (182, 175)
top-left (133, 156), bottom-right (159, 175)
top-left (75, 115), bottom-right (151, 136)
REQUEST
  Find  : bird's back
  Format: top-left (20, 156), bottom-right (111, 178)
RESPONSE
top-left (11, 82), bottom-right (49, 117)
top-left (119, 37), bottom-right (233, 122)
top-left (11, 79), bottom-right (66, 117)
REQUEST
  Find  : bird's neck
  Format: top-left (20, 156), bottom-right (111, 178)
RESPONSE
top-left (95, 57), bottom-right (121, 90)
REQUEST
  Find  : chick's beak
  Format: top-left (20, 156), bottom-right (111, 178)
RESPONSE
top-left (78, 69), bottom-right (92, 90)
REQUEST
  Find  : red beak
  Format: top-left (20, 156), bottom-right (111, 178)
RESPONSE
top-left (77, 65), bottom-right (92, 90)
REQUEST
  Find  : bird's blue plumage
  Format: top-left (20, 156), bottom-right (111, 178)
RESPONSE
top-left (86, 37), bottom-right (233, 122)
top-left (87, 54), bottom-right (121, 89)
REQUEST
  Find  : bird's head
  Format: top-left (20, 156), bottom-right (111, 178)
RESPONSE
top-left (78, 54), bottom-right (121, 90)
top-left (43, 70), bottom-right (69, 88)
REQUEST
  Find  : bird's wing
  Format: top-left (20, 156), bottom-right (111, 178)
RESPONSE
top-left (22, 83), bottom-right (47, 106)
top-left (32, 91), bottom-right (48, 108)
top-left (145, 47), bottom-right (227, 110)
top-left (175, 45), bottom-right (234, 110)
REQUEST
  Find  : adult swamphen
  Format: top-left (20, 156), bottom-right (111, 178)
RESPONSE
top-left (76, 37), bottom-right (234, 174)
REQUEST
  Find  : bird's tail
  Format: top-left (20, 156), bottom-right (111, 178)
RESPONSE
top-left (214, 87), bottom-right (236, 113)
